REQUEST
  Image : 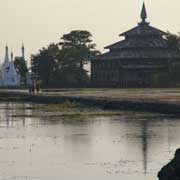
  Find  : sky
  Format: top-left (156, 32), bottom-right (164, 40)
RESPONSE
top-left (0, 0), bottom-right (180, 65)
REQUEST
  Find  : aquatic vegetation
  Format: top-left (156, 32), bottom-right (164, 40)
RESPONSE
top-left (9, 101), bottom-right (171, 120)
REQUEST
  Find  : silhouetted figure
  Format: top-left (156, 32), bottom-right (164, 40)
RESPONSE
top-left (158, 148), bottom-right (180, 180)
top-left (36, 83), bottom-right (40, 92)
top-left (31, 82), bottom-right (35, 93)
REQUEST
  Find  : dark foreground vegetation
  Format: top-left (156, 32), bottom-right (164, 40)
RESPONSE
top-left (158, 148), bottom-right (180, 180)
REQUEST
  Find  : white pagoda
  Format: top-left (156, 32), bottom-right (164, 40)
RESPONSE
top-left (0, 46), bottom-right (20, 86)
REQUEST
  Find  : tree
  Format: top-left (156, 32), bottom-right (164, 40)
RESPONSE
top-left (31, 43), bottom-right (59, 86)
top-left (14, 57), bottom-right (28, 84)
top-left (164, 32), bottom-right (180, 86)
top-left (31, 30), bottom-right (100, 87)
top-left (59, 30), bottom-right (100, 69)
top-left (165, 31), bottom-right (180, 50)
top-left (148, 32), bottom-right (180, 87)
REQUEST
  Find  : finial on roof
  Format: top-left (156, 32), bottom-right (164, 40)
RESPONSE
top-left (22, 42), bottom-right (25, 61)
top-left (4, 45), bottom-right (10, 65)
top-left (141, 2), bottom-right (147, 23)
top-left (22, 41), bottom-right (24, 49)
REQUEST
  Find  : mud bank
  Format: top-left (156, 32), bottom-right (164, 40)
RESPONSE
top-left (1, 90), bottom-right (180, 116)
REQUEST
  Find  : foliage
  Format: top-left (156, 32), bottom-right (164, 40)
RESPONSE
top-left (14, 57), bottom-right (28, 84)
top-left (31, 43), bottom-right (59, 86)
top-left (163, 32), bottom-right (180, 87)
top-left (59, 30), bottom-right (100, 68)
top-left (165, 31), bottom-right (180, 50)
top-left (31, 30), bottom-right (100, 87)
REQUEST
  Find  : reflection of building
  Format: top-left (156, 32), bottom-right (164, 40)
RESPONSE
top-left (142, 121), bottom-right (148, 174)
top-left (91, 3), bottom-right (180, 87)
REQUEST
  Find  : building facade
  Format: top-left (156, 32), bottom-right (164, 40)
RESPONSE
top-left (91, 3), bottom-right (180, 87)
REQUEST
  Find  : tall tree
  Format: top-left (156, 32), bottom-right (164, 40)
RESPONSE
top-left (59, 30), bottom-right (100, 69)
top-left (31, 30), bottom-right (100, 87)
top-left (14, 57), bottom-right (28, 84)
top-left (31, 43), bottom-right (59, 86)
top-left (164, 32), bottom-right (180, 86)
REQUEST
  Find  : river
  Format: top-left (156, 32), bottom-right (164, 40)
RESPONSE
top-left (0, 101), bottom-right (179, 180)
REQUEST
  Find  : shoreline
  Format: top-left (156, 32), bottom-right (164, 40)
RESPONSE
top-left (1, 90), bottom-right (180, 116)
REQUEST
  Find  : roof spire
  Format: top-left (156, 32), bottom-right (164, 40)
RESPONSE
top-left (4, 46), bottom-right (10, 65)
top-left (22, 41), bottom-right (25, 61)
top-left (141, 2), bottom-right (147, 23)
top-left (22, 41), bottom-right (24, 49)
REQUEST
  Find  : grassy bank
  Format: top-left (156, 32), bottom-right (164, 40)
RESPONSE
top-left (1, 89), bottom-right (180, 116)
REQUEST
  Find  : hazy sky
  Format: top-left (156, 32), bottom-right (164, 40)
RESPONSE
top-left (0, 0), bottom-right (180, 65)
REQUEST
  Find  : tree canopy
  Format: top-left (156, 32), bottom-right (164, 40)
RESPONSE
top-left (165, 31), bottom-right (180, 50)
top-left (152, 31), bottom-right (180, 87)
top-left (31, 30), bottom-right (100, 87)
top-left (31, 43), bottom-right (59, 86)
top-left (59, 30), bottom-right (100, 68)
top-left (14, 57), bottom-right (28, 84)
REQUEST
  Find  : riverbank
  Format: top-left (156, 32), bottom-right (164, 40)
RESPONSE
top-left (1, 88), bottom-right (180, 116)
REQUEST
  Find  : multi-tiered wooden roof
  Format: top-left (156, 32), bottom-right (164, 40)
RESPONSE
top-left (94, 3), bottom-right (180, 61)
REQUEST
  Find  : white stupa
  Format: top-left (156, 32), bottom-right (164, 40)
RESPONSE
top-left (0, 46), bottom-right (20, 86)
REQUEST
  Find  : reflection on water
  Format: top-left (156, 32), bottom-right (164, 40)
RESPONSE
top-left (0, 102), bottom-right (179, 180)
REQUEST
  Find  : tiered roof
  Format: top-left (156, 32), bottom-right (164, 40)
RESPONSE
top-left (119, 25), bottom-right (165, 37)
top-left (105, 38), bottom-right (168, 50)
top-left (94, 3), bottom-right (180, 61)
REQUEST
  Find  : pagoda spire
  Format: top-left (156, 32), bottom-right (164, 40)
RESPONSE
top-left (4, 46), bottom-right (10, 65)
top-left (22, 42), bottom-right (25, 61)
top-left (141, 2), bottom-right (148, 24)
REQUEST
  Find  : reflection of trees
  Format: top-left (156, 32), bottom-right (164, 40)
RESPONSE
top-left (5, 102), bottom-right (10, 128)
top-left (0, 102), bottom-right (94, 129)
top-left (63, 132), bottom-right (92, 161)
top-left (130, 120), bottom-right (155, 175)
top-left (123, 119), bottom-right (149, 174)
top-left (125, 116), bottom-right (180, 175)
top-left (37, 114), bottom-right (93, 161)
top-left (1, 103), bottom-right (180, 177)
top-left (38, 114), bottom-right (92, 126)
top-left (0, 102), bottom-right (28, 128)
top-left (141, 121), bottom-right (148, 174)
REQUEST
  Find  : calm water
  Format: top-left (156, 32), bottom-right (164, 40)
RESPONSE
top-left (0, 102), bottom-right (179, 180)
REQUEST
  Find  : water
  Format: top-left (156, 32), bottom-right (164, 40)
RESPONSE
top-left (0, 102), bottom-right (179, 180)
